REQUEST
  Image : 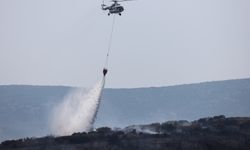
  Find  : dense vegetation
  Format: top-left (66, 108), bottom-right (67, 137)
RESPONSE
top-left (1, 115), bottom-right (250, 150)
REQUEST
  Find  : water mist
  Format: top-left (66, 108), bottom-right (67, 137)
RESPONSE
top-left (50, 77), bottom-right (105, 136)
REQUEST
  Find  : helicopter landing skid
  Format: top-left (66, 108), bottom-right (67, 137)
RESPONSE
top-left (107, 13), bottom-right (122, 16)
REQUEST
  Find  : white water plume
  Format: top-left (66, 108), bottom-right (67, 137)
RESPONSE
top-left (50, 77), bottom-right (105, 136)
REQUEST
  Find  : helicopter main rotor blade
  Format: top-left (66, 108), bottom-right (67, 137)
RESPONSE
top-left (111, 0), bottom-right (136, 2)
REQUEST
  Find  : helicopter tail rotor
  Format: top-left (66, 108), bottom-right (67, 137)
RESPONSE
top-left (101, 0), bottom-right (107, 10)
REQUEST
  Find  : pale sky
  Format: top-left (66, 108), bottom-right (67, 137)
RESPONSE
top-left (0, 0), bottom-right (250, 88)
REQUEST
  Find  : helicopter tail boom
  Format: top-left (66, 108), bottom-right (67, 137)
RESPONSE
top-left (101, 4), bottom-right (109, 10)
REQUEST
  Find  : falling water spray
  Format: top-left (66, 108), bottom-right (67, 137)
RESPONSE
top-left (50, 3), bottom-right (113, 135)
top-left (50, 77), bottom-right (106, 136)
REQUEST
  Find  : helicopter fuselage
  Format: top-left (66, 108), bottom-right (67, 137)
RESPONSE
top-left (102, 3), bottom-right (124, 15)
top-left (109, 5), bottom-right (124, 14)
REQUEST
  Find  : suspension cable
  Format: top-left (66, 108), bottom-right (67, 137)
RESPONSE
top-left (104, 15), bottom-right (116, 68)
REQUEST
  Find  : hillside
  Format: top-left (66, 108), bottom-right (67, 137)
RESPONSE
top-left (1, 116), bottom-right (250, 150)
top-left (0, 78), bottom-right (250, 142)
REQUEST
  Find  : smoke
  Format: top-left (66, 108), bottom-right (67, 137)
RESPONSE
top-left (50, 77), bottom-right (105, 136)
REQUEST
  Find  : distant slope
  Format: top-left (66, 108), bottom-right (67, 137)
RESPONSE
top-left (0, 78), bottom-right (250, 142)
top-left (0, 85), bottom-right (71, 142)
top-left (98, 78), bottom-right (250, 127)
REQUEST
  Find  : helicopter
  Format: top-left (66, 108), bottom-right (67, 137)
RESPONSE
top-left (102, 0), bottom-right (133, 16)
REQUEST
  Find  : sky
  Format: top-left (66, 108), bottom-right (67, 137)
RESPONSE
top-left (0, 0), bottom-right (250, 88)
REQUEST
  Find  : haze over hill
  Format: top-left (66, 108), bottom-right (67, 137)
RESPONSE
top-left (0, 78), bottom-right (250, 142)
